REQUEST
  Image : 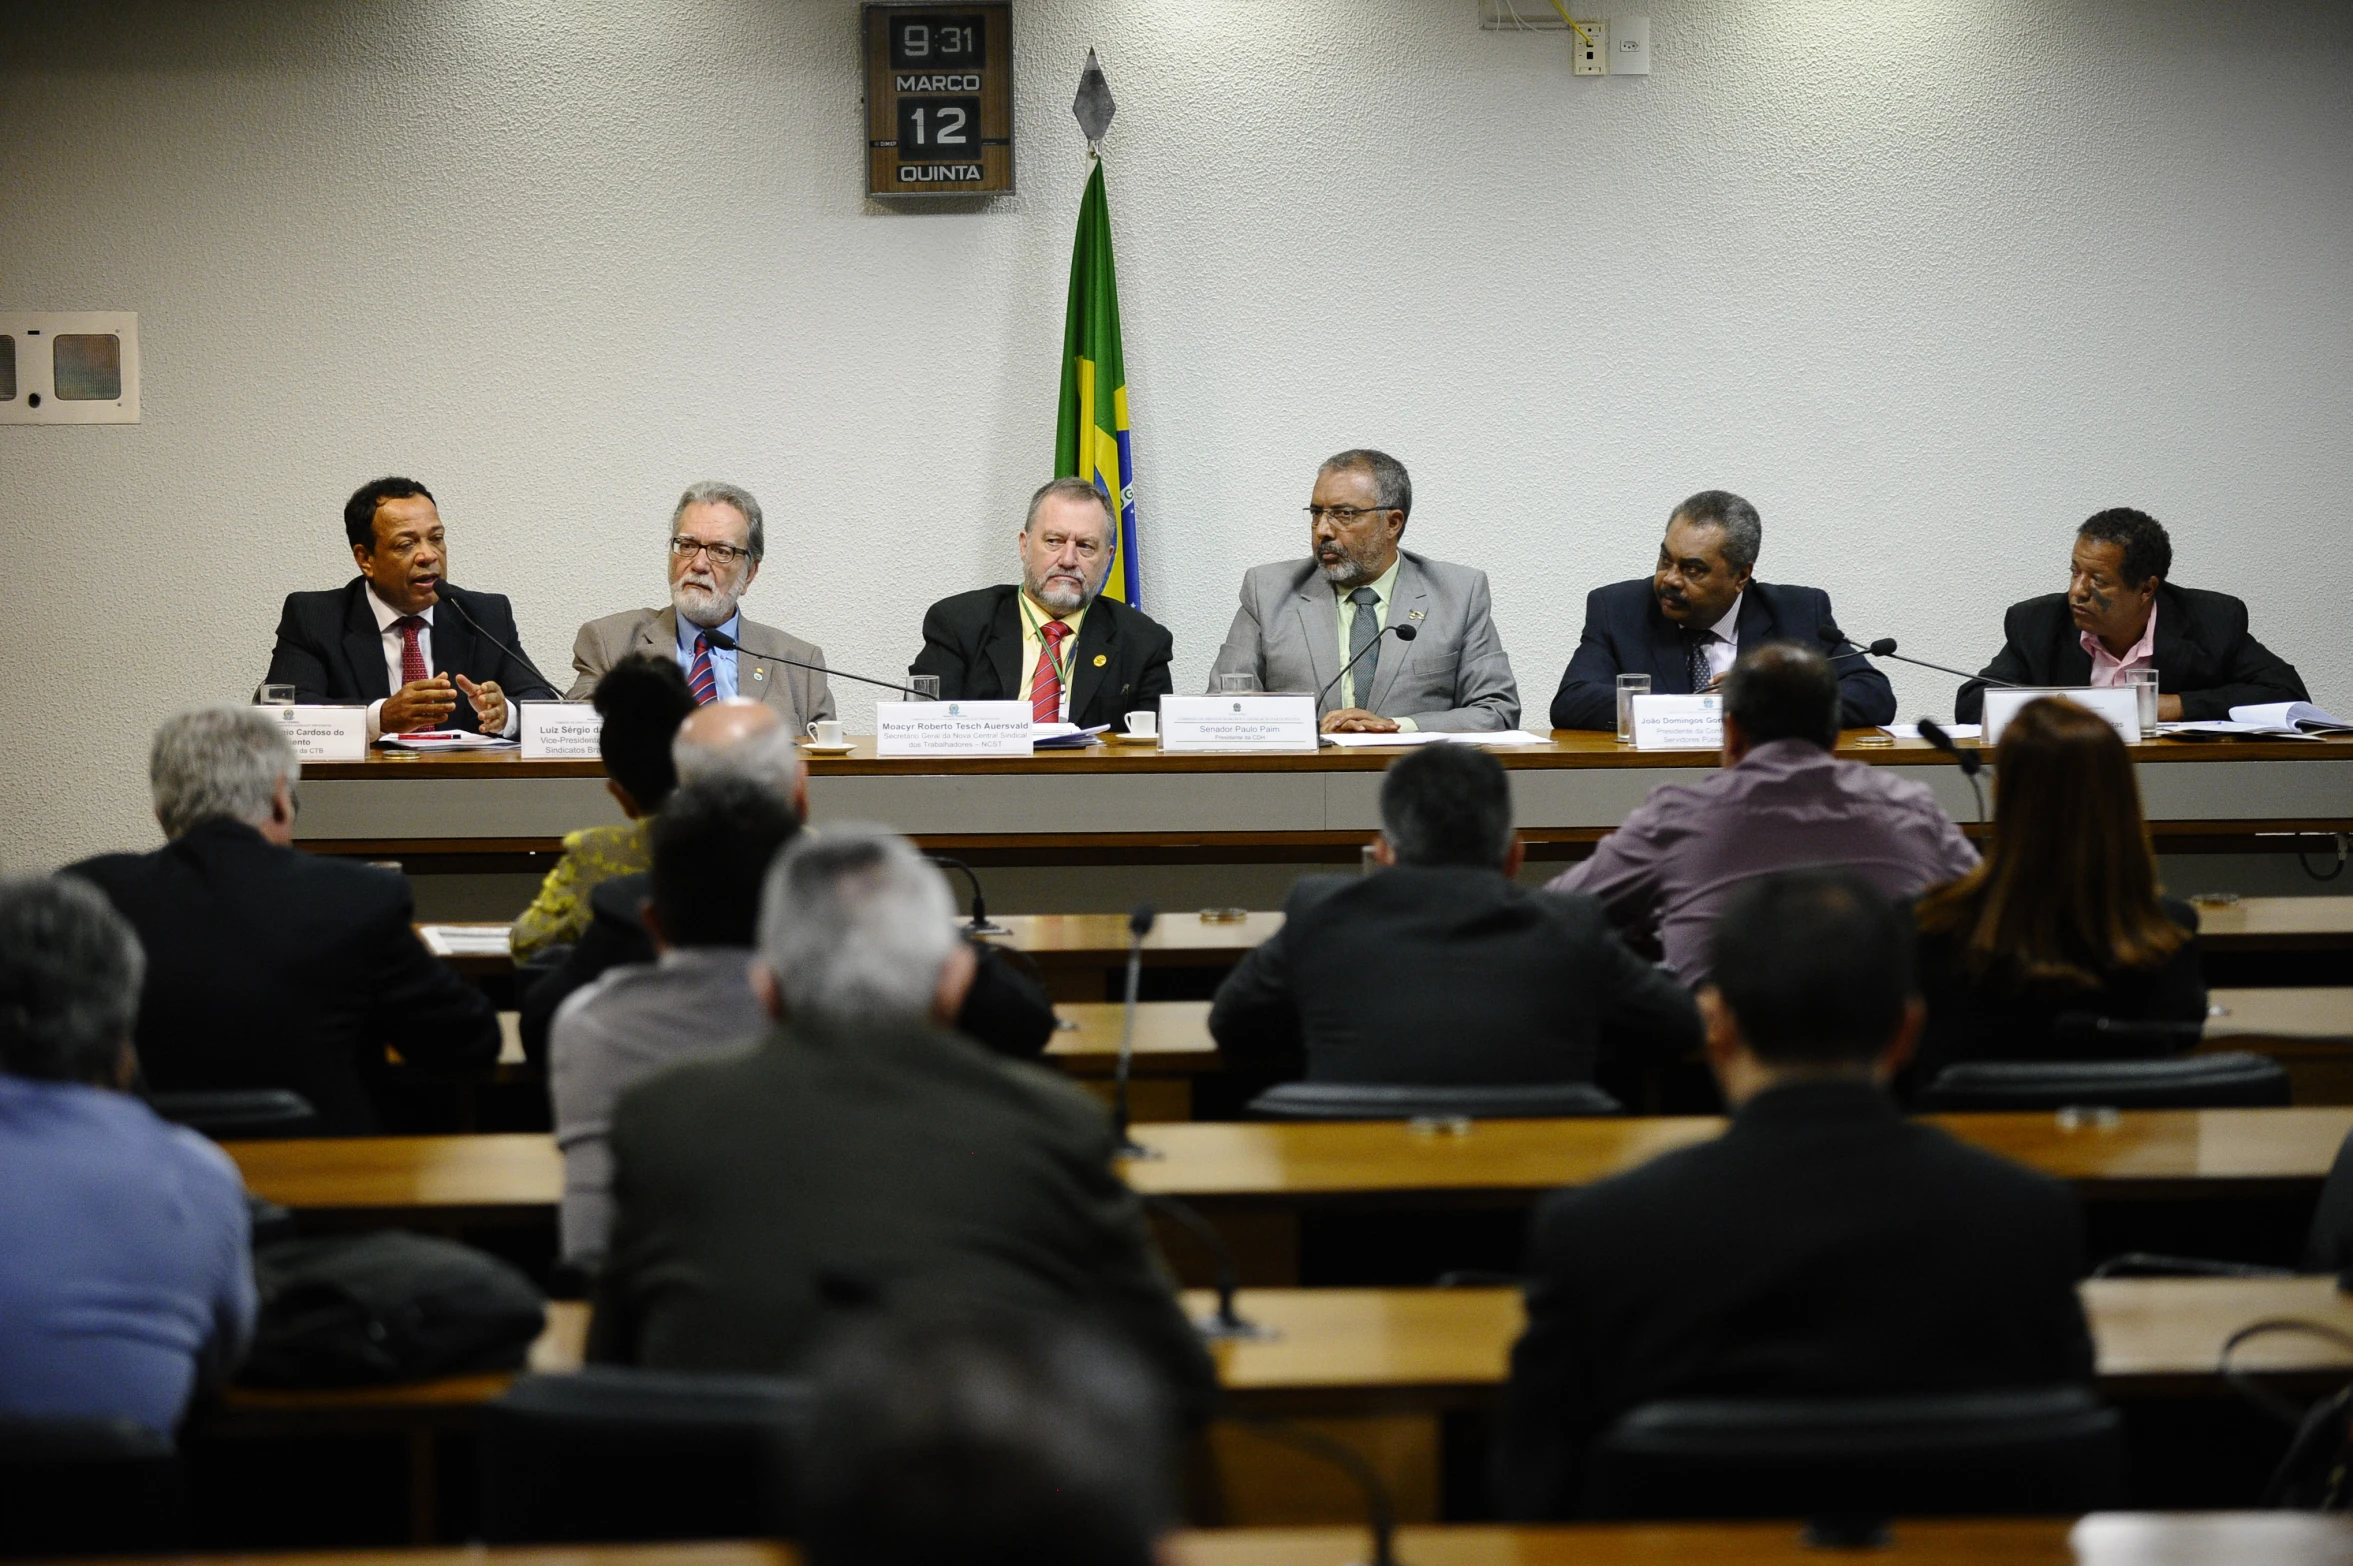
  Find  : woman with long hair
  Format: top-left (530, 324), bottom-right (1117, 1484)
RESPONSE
top-left (1907, 697), bottom-right (2204, 1087)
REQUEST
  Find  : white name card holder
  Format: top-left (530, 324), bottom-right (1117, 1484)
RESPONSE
top-left (875, 700), bottom-right (1034, 758)
top-left (1159, 694), bottom-right (1321, 753)
top-left (1630, 693), bottom-right (1725, 751)
top-left (1980, 687), bottom-right (2141, 746)
top-left (272, 705), bottom-right (367, 763)
top-left (521, 702), bottom-right (605, 760)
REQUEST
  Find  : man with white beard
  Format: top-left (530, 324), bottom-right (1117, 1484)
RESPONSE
top-left (568, 481), bottom-right (837, 731)
top-left (909, 478), bottom-right (1174, 730)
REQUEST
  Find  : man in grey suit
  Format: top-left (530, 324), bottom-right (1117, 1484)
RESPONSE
top-left (568, 481), bottom-right (837, 732)
top-left (1206, 449), bottom-right (1520, 732)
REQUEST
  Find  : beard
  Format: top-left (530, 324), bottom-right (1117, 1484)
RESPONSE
top-left (1026, 570), bottom-right (1092, 613)
top-left (1317, 543), bottom-right (1383, 588)
top-left (672, 572), bottom-right (741, 628)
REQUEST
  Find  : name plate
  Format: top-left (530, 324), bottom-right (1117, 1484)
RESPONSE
top-left (522, 702), bottom-right (605, 760)
top-left (1159, 694), bottom-right (1320, 753)
top-left (1980, 687), bottom-right (2141, 746)
top-left (1631, 693), bottom-right (1724, 751)
top-left (270, 704), bottom-right (367, 762)
top-left (875, 699), bottom-right (1033, 757)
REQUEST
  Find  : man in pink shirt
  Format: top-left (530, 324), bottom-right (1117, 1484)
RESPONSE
top-left (1550, 644), bottom-right (1978, 986)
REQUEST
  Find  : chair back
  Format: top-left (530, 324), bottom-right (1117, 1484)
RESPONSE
top-left (480, 1367), bottom-right (811, 1543)
top-left (148, 1088), bottom-right (323, 1139)
top-left (1917, 1052), bottom-right (2289, 1111)
top-left (2050, 1012), bottom-right (2208, 1058)
top-left (0, 1416), bottom-right (184, 1556)
top-left (1583, 1386), bottom-right (2126, 1522)
top-left (1246, 1081), bottom-right (1623, 1121)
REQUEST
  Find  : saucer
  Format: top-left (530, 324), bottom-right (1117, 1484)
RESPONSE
top-left (799, 741), bottom-right (856, 755)
top-left (1106, 731), bottom-right (1161, 746)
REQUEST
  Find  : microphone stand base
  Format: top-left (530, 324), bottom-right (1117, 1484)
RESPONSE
top-left (964, 918), bottom-right (1013, 937)
top-left (1193, 1315), bottom-right (1282, 1342)
top-left (1113, 1138), bottom-right (1163, 1161)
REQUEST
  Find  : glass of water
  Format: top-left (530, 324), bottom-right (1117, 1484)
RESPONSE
top-left (1616, 673), bottom-right (1650, 743)
top-left (1219, 672), bottom-right (1260, 695)
top-left (905, 674), bottom-right (942, 702)
top-left (258, 683), bottom-right (297, 707)
top-left (2124, 668), bottom-right (2159, 730)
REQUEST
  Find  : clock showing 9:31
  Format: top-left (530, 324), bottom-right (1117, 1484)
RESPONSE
top-left (862, 2), bottom-right (1014, 197)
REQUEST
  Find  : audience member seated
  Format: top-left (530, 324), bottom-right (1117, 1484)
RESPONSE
top-left (1210, 744), bottom-right (1698, 1083)
top-left (0, 877), bottom-right (255, 1435)
top-left (1907, 697), bottom-right (2203, 1088)
top-left (65, 709), bottom-right (498, 1133)
top-left (551, 776), bottom-right (798, 1269)
top-left (1548, 643), bottom-right (1978, 985)
top-left (2304, 1131), bottom-right (2353, 1274)
top-left (511, 656), bottom-right (697, 959)
top-left (799, 1314), bottom-right (1173, 1566)
top-left (1493, 870), bottom-right (2096, 1519)
top-left (521, 700), bottom-right (1055, 1064)
top-left (587, 828), bottom-right (1214, 1417)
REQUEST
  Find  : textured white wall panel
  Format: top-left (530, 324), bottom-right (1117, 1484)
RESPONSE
top-left (2, 0), bottom-right (2347, 866)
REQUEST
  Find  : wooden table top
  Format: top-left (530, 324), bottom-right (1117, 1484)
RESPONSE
top-left (2194, 898), bottom-right (2353, 951)
top-left (2209, 987), bottom-right (2353, 1043)
top-left (1050, 1002), bottom-right (1222, 1072)
top-left (989, 912), bottom-right (1283, 961)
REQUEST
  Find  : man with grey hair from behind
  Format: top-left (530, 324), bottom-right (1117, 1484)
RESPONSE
top-left (587, 826), bottom-right (1215, 1420)
top-left (0, 876), bottom-right (257, 1439)
top-left (566, 480), bottom-right (837, 730)
top-left (65, 707), bottom-right (498, 1133)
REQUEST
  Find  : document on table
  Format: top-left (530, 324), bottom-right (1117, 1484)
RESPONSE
top-left (1320, 730), bottom-right (1552, 748)
top-left (378, 730), bottom-right (518, 750)
top-left (1879, 723), bottom-right (1981, 741)
top-left (1031, 722), bottom-right (1110, 749)
top-left (419, 924), bottom-right (514, 957)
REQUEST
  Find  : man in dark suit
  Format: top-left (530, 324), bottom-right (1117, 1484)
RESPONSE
top-left (64, 708), bottom-right (500, 1134)
top-left (589, 828), bottom-right (1215, 1418)
top-left (911, 478), bottom-right (1174, 730)
top-left (264, 476), bottom-right (558, 740)
top-left (1956, 507), bottom-right (2306, 723)
top-left (1494, 869), bottom-right (2095, 1519)
top-left (1549, 490), bottom-right (1894, 731)
top-left (1210, 745), bottom-right (1699, 1084)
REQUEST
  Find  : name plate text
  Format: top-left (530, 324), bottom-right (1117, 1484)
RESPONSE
top-left (1632, 693), bottom-right (1725, 751)
top-left (875, 700), bottom-right (1033, 757)
top-left (522, 702), bottom-right (605, 760)
top-left (1981, 686), bottom-right (2140, 746)
top-left (1159, 694), bottom-right (1320, 753)
top-left (271, 705), bottom-right (367, 763)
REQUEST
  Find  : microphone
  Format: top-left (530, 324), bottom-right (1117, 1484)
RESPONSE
top-left (1918, 716), bottom-right (1986, 822)
top-left (1316, 621), bottom-right (1418, 710)
top-left (430, 581), bottom-right (564, 702)
top-left (1139, 1194), bottom-right (1276, 1341)
top-left (1112, 904), bottom-right (1156, 1160)
top-left (1844, 637), bottom-right (2024, 690)
top-left (926, 856), bottom-right (1010, 937)
top-left (700, 627), bottom-right (935, 702)
top-left (1230, 1418), bottom-right (1404, 1566)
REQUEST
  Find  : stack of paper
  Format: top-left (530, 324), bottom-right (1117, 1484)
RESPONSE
top-left (2162, 702), bottom-right (2351, 742)
top-left (1320, 730), bottom-right (1552, 749)
top-left (378, 730), bottom-right (517, 750)
top-left (418, 924), bottom-right (514, 957)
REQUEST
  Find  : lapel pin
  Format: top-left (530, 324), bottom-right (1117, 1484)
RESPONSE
top-left (1408, 609), bottom-right (1426, 622)
top-left (1092, 653), bottom-right (1108, 667)
top-left (752, 667), bottom-right (766, 682)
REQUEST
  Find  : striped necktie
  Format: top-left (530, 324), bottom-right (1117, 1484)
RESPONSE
top-left (687, 634), bottom-right (718, 705)
top-left (1030, 620), bottom-right (1072, 723)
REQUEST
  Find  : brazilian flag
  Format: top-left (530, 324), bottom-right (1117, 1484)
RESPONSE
top-left (1054, 158), bottom-right (1141, 607)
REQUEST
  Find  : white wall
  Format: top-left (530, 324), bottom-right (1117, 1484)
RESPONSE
top-left (4, 0), bottom-right (2347, 868)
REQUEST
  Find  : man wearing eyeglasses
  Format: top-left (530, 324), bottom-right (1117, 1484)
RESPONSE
top-left (567, 481), bottom-right (837, 732)
top-left (1206, 449), bottom-right (1521, 732)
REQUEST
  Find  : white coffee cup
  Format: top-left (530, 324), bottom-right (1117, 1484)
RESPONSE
top-left (1124, 710), bottom-right (1158, 739)
top-left (806, 719), bottom-right (845, 747)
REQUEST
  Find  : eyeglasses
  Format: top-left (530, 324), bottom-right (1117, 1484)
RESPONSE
top-left (1304, 505), bottom-right (1394, 525)
top-left (670, 536), bottom-right (753, 567)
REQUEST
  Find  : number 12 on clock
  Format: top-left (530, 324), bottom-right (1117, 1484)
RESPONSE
top-left (863, 2), bottom-right (1013, 197)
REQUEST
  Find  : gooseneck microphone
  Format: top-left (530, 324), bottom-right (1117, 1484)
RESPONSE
top-left (926, 856), bottom-right (1010, 937)
top-left (1112, 904), bottom-right (1156, 1160)
top-left (1918, 715), bottom-right (1986, 822)
top-left (430, 580), bottom-right (564, 701)
top-left (699, 627), bottom-right (935, 702)
top-left (1316, 621), bottom-right (1418, 710)
top-left (1842, 637), bottom-right (2024, 690)
top-left (1140, 1193), bottom-right (1276, 1341)
top-left (1231, 1418), bottom-right (1403, 1566)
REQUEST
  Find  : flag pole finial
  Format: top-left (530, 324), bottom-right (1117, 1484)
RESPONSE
top-left (1073, 47), bottom-right (1115, 148)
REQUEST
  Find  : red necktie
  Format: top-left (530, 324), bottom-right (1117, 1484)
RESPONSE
top-left (1029, 620), bottom-right (1071, 723)
top-left (687, 634), bottom-right (718, 706)
top-left (395, 615), bottom-right (428, 688)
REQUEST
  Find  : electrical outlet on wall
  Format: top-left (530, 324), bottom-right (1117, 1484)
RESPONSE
top-left (1570, 18), bottom-right (1609, 74)
top-left (1613, 15), bottom-right (1651, 74)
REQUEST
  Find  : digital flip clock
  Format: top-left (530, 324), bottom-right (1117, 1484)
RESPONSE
top-left (863, 3), bottom-right (1016, 197)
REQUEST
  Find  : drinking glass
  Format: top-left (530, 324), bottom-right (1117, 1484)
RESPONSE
top-left (2124, 668), bottom-right (2159, 730)
top-left (258, 683), bottom-right (297, 707)
top-left (1219, 672), bottom-right (1260, 695)
top-left (905, 674), bottom-right (942, 702)
top-left (1615, 673), bottom-right (1651, 743)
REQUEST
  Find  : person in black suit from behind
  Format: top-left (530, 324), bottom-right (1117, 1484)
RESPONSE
top-left (910, 478), bottom-right (1174, 731)
top-left (64, 707), bottom-right (499, 1134)
top-left (1906, 697), bottom-right (2204, 1091)
top-left (264, 476), bottom-right (558, 741)
top-left (1209, 744), bottom-right (1699, 1085)
top-left (1494, 869), bottom-right (2095, 1519)
top-left (1956, 507), bottom-right (2306, 724)
top-left (1549, 490), bottom-right (1894, 732)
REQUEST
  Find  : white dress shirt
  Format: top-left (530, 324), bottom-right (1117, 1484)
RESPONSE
top-left (1699, 593), bottom-right (1743, 684)
top-left (364, 585), bottom-right (520, 740)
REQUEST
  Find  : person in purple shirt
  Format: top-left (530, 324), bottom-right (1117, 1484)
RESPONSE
top-left (0, 877), bottom-right (255, 1436)
top-left (1549, 643), bottom-right (1977, 986)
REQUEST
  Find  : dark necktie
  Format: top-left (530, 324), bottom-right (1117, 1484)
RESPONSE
top-left (1346, 587), bottom-right (1382, 706)
top-left (394, 615), bottom-right (428, 688)
top-left (687, 634), bottom-right (718, 705)
top-left (1684, 629), bottom-right (1713, 694)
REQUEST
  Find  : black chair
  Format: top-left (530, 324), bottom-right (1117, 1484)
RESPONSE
top-left (1583, 1387), bottom-right (2127, 1526)
top-left (147, 1088), bottom-right (322, 1139)
top-left (2050, 1013), bottom-right (2208, 1058)
top-left (0, 1416), bottom-right (185, 1556)
top-left (1917, 1052), bottom-right (2289, 1111)
top-left (1245, 1081), bottom-right (1623, 1121)
top-left (479, 1367), bottom-right (811, 1543)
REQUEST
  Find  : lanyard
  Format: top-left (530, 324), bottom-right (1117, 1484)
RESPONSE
top-left (1018, 594), bottom-right (1076, 685)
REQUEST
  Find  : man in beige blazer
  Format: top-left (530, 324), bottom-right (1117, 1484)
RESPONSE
top-left (568, 481), bottom-right (836, 732)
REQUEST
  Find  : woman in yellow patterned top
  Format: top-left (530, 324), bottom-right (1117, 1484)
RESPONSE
top-left (510, 656), bottom-right (698, 958)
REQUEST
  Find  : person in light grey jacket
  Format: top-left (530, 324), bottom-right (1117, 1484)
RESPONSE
top-left (1206, 449), bottom-right (1520, 732)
